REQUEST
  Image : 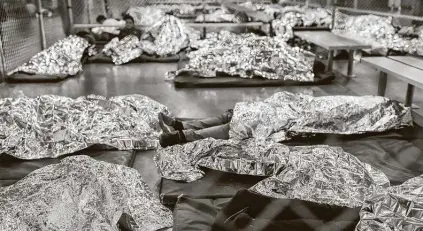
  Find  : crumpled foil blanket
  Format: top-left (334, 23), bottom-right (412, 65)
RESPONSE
top-left (0, 94), bottom-right (169, 160)
top-left (229, 91), bottom-right (412, 142)
top-left (127, 6), bottom-right (165, 27)
top-left (166, 31), bottom-right (315, 81)
top-left (250, 145), bottom-right (390, 208)
top-left (142, 15), bottom-right (200, 57)
top-left (273, 7), bottom-right (332, 41)
top-left (154, 4), bottom-right (202, 16)
top-left (102, 15), bottom-right (199, 62)
top-left (356, 174), bottom-right (423, 230)
top-left (155, 138), bottom-right (390, 208)
top-left (333, 11), bottom-right (423, 55)
top-left (0, 155), bottom-right (173, 231)
top-left (239, 1), bottom-right (281, 16)
top-left (11, 35), bottom-right (89, 76)
top-left (155, 138), bottom-right (290, 182)
top-left (194, 7), bottom-right (237, 22)
top-left (103, 36), bottom-right (142, 65)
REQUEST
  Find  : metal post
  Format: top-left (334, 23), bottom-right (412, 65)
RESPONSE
top-left (87, 0), bottom-right (92, 24)
top-left (36, 0), bottom-right (47, 49)
top-left (67, 0), bottom-right (74, 34)
top-left (378, 72), bottom-right (388, 96)
top-left (331, 5), bottom-right (336, 30)
top-left (0, 36), bottom-right (6, 82)
top-left (326, 0), bottom-right (332, 7)
top-left (405, 84), bottom-right (415, 107)
top-left (305, 0), bottom-right (310, 6)
top-left (327, 50), bottom-right (334, 71)
top-left (353, 0), bottom-right (358, 8)
top-left (347, 49), bottom-right (355, 77)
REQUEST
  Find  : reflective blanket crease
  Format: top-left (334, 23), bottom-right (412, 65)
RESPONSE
top-left (0, 94), bottom-right (170, 159)
top-left (356, 174), bottom-right (423, 231)
top-left (0, 155), bottom-right (173, 231)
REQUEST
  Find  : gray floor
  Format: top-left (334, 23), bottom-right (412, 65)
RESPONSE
top-left (0, 60), bottom-right (421, 120)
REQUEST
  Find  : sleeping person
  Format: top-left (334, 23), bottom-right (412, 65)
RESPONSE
top-left (10, 32), bottom-right (94, 78)
top-left (158, 91), bottom-right (411, 147)
top-left (91, 15), bottom-right (125, 41)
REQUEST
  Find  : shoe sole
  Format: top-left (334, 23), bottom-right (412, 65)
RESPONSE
top-left (158, 113), bottom-right (173, 134)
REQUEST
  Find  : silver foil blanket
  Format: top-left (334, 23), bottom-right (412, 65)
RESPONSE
top-left (166, 31), bottom-right (315, 81)
top-left (155, 138), bottom-right (290, 182)
top-left (0, 94), bottom-right (170, 160)
top-left (127, 6), bottom-right (165, 27)
top-left (155, 138), bottom-right (390, 208)
top-left (142, 15), bottom-right (200, 57)
top-left (250, 145), bottom-right (390, 208)
top-left (239, 2), bottom-right (281, 16)
top-left (194, 7), bottom-right (237, 23)
top-left (0, 155), bottom-right (173, 231)
top-left (11, 35), bottom-right (89, 76)
top-left (229, 91), bottom-right (412, 142)
top-left (356, 174), bottom-right (423, 230)
top-left (154, 4), bottom-right (202, 16)
top-left (103, 15), bottom-right (200, 61)
top-left (103, 36), bottom-right (142, 65)
top-left (273, 7), bottom-right (332, 41)
top-left (333, 11), bottom-right (423, 55)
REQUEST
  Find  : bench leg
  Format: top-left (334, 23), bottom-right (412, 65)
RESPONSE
top-left (327, 50), bottom-right (334, 72)
top-left (405, 84), bottom-right (415, 107)
top-left (378, 72), bottom-right (387, 97)
top-left (347, 50), bottom-right (355, 78)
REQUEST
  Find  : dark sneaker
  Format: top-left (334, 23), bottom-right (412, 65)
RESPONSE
top-left (158, 113), bottom-right (175, 133)
top-left (159, 131), bottom-right (186, 148)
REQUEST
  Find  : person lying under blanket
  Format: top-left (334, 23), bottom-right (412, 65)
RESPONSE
top-left (91, 15), bottom-right (125, 42)
top-left (158, 91), bottom-right (411, 147)
top-left (10, 32), bottom-right (95, 77)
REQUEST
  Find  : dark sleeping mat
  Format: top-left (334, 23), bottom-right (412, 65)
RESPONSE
top-left (159, 125), bottom-right (423, 207)
top-left (159, 168), bottom-right (266, 206)
top-left (173, 72), bottom-right (335, 88)
top-left (211, 189), bottom-right (360, 231)
top-left (284, 125), bottom-right (423, 185)
top-left (5, 72), bottom-right (77, 83)
top-left (86, 53), bottom-right (182, 64)
top-left (172, 189), bottom-right (360, 231)
top-left (0, 148), bottom-right (136, 187)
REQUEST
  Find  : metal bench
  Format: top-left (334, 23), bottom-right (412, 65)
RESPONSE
top-left (361, 56), bottom-right (423, 107)
top-left (294, 31), bottom-right (371, 78)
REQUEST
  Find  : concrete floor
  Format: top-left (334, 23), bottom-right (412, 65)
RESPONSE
top-left (0, 60), bottom-right (421, 121)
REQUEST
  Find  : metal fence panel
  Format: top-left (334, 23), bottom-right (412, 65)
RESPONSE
top-left (1, 0), bottom-right (42, 73)
top-left (337, 0), bottom-right (423, 17)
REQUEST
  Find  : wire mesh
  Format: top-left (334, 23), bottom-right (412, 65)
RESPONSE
top-left (39, 0), bottom-right (66, 47)
top-left (336, 0), bottom-right (423, 17)
top-left (0, 0), bottom-right (42, 73)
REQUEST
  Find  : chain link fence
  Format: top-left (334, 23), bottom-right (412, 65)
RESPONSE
top-left (0, 0), bottom-right (42, 79)
top-left (336, 0), bottom-right (423, 17)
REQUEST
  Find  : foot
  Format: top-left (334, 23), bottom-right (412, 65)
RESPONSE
top-left (158, 113), bottom-right (175, 133)
top-left (159, 131), bottom-right (186, 148)
top-left (160, 112), bottom-right (176, 126)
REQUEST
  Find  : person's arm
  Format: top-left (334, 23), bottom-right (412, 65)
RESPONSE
top-left (118, 29), bottom-right (126, 40)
